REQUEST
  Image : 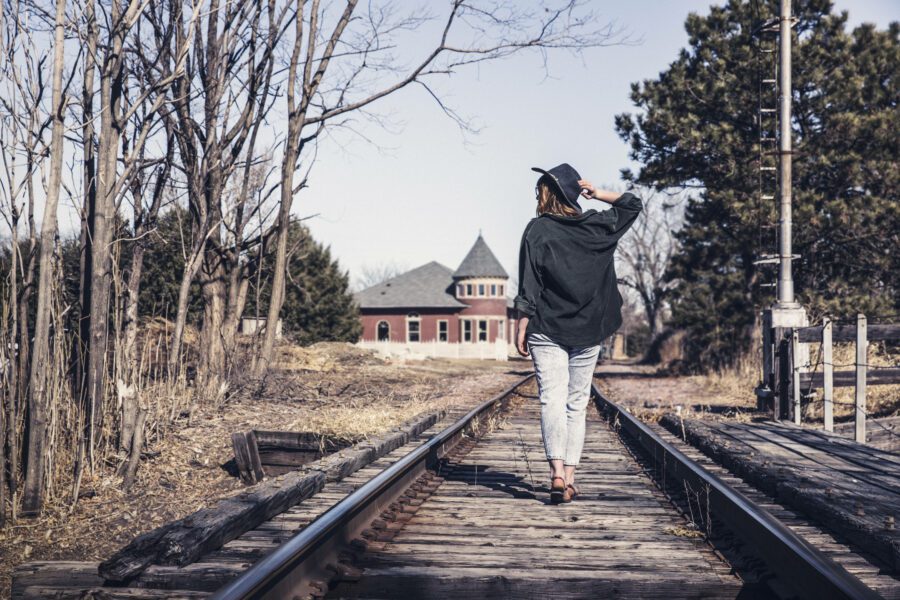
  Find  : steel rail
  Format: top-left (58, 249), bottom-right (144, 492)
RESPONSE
top-left (592, 383), bottom-right (880, 600)
top-left (210, 373), bottom-right (534, 600)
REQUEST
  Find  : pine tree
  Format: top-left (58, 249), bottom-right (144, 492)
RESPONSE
top-left (248, 222), bottom-right (361, 345)
top-left (615, 0), bottom-right (899, 369)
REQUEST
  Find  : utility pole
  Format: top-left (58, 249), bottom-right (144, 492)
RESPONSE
top-left (776, 0), bottom-right (798, 309)
top-left (757, 0), bottom-right (807, 418)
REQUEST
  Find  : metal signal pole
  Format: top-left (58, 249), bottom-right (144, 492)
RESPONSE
top-left (776, 0), bottom-right (797, 308)
top-left (758, 0), bottom-right (807, 418)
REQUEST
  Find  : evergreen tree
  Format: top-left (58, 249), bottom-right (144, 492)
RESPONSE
top-left (616, 0), bottom-right (899, 369)
top-left (247, 222), bottom-right (361, 345)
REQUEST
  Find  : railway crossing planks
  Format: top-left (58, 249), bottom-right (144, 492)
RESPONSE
top-left (664, 416), bottom-right (900, 575)
top-left (328, 398), bottom-right (746, 599)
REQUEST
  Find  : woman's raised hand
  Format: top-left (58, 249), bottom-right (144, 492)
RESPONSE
top-left (578, 180), bottom-right (621, 203)
top-left (578, 179), bottom-right (598, 199)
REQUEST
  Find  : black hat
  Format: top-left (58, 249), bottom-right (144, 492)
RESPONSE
top-left (532, 164), bottom-right (583, 213)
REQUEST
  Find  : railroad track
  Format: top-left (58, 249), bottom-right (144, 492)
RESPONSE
top-left (200, 373), bottom-right (886, 600)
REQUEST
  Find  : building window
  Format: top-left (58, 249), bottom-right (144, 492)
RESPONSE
top-left (490, 284), bottom-right (497, 296)
top-left (377, 321), bottom-right (390, 342)
top-left (478, 284), bottom-right (485, 296)
top-left (407, 313), bottom-right (420, 342)
top-left (478, 319), bottom-right (488, 342)
top-left (498, 319), bottom-right (505, 340)
top-left (438, 320), bottom-right (448, 342)
top-left (462, 320), bottom-right (472, 342)
top-left (466, 283), bottom-right (473, 296)
top-left (499, 284), bottom-right (504, 296)
top-left (457, 284), bottom-right (464, 297)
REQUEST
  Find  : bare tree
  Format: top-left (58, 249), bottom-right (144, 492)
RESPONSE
top-left (21, 0), bottom-right (71, 514)
top-left (353, 261), bottom-right (409, 291)
top-left (256, 0), bottom-right (627, 374)
top-left (616, 187), bottom-right (684, 340)
top-left (147, 0), bottom-right (287, 401)
top-left (72, 0), bottom-right (200, 500)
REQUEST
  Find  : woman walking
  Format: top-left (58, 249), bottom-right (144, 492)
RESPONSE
top-left (514, 163), bottom-right (642, 504)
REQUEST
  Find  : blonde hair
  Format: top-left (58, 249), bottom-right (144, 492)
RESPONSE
top-left (536, 177), bottom-right (579, 217)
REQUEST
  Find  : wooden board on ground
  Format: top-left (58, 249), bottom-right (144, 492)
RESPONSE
top-left (660, 415), bottom-right (900, 573)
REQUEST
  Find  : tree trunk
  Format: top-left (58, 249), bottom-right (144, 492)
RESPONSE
top-left (119, 242), bottom-right (145, 452)
top-left (21, 0), bottom-right (67, 514)
top-left (72, 0), bottom-right (97, 498)
top-left (168, 239), bottom-right (205, 377)
top-left (256, 157), bottom-right (295, 375)
top-left (85, 0), bottom-right (129, 450)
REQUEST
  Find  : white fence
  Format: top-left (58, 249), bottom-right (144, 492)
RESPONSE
top-left (357, 340), bottom-right (510, 361)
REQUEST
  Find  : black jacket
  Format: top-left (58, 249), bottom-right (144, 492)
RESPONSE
top-left (514, 192), bottom-right (643, 348)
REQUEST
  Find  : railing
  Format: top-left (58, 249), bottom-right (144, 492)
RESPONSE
top-left (776, 314), bottom-right (900, 443)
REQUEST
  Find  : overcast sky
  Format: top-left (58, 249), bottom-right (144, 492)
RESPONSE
top-left (285, 0), bottom-right (897, 290)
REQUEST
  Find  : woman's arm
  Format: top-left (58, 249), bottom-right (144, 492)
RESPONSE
top-left (513, 221), bottom-right (541, 356)
top-left (516, 317), bottom-right (529, 357)
top-left (577, 179), bottom-right (643, 240)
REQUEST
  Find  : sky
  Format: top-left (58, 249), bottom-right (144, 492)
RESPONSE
top-left (287, 0), bottom-right (898, 290)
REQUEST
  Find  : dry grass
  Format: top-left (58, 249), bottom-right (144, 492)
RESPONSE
top-left (803, 341), bottom-right (899, 421)
top-left (688, 341), bottom-right (899, 422)
top-left (0, 341), bottom-right (523, 597)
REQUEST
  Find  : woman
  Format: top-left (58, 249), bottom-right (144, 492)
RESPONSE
top-left (514, 163), bottom-right (642, 504)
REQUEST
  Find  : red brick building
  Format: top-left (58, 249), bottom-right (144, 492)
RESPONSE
top-left (355, 235), bottom-right (516, 360)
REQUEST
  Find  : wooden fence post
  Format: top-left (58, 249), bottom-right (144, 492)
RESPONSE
top-left (855, 314), bottom-right (867, 444)
top-left (791, 328), bottom-right (801, 425)
top-left (773, 328), bottom-right (783, 420)
top-left (822, 318), bottom-right (833, 433)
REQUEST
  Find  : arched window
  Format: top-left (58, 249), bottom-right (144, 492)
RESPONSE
top-left (377, 321), bottom-right (390, 342)
top-left (407, 312), bottom-right (420, 342)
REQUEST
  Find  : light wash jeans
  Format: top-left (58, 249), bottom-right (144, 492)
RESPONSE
top-left (528, 332), bottom-right (601, 466)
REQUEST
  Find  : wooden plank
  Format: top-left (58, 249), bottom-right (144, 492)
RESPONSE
top-left (328, 565), bottom-right (744, 600)
top-left (823, 318), bottom-right (833, 432)
top-left (800, 368), bottom-right (900, 388)
top-left (245, 430), bottom-right (265, 482)
top-left (230, 431), bottom-right (254, 484)
top-left (254, 430), bottom-right (331, 448)
top-left (797, 323), bottom-right (900, 343)
top-left (11, 562), bottom-right (104, 600)
top-left (21, 587), bottom-right (209, 599)
top-left (98, 470), bottom-right (324, 582)
top-left (661, 415), bottom-right (900, 571)
top-left (856, 314), bottom-right (867, 444)
top-left (792, 329), bottom-right (801, 425)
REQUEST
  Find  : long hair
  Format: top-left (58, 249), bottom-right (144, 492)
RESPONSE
top-left (536, 176), bottom-right (579, 217)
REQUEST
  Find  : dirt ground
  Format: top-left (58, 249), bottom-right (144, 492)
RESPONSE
top-left (0, 343), bottom-right (526, 597)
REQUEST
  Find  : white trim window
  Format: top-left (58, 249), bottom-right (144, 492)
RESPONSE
top-left (457, 284), bottom-right (464, 297)
top-left (407, 312), bottom-right (420, 342)
top-left (498, 319), bottom-right (505, 340)
top-left (478, 319), bottom-right (488, 342)
top-left (437, 320), bottom-right (449, 342)
top-left (462, 319), bottom-right (473, 342)
top-left (377, 320), bottom-right (390, 342)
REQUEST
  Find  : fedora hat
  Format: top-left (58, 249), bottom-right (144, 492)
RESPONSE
top-left (532, 163), bottom-right (583, 213)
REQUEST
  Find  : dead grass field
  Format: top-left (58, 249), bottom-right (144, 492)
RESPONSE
top-left (0, 342), bottom-right (525, 597)
top-left (597, 340), bottom-right (899, 426)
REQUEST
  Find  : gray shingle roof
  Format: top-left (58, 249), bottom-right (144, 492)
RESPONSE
top-left (453, 235), bottom-right (508, 279)
top-left (355, 262), bottom-right (468, 309)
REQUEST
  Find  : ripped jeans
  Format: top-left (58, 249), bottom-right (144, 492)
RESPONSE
top-left (528, 332), bottom-right (601, 466)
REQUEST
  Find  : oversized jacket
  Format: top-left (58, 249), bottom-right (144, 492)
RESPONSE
top-left (513, 192), bottom-right (643, 348)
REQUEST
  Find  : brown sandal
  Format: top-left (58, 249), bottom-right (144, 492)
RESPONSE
top-left (563, 483), bottom-right (579, 503)
top-left (550, 476), bottom-right (566, 504)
